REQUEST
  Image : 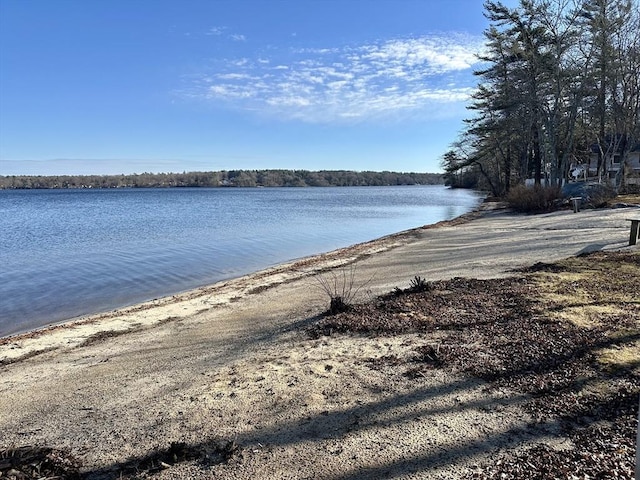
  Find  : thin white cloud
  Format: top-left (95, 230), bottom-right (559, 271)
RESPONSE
top-left (230, 33), bottom-right (247, 42)
top-left (216, 73), bottom-right (256, 80)
top-left (230, 58), bottom-right (249, 67)
top-left (205, 26), bottom-right (225, 36)
top-left (360, 37), bottom-right (478, 74)
top-left (183, 34), bottom-right (484, 123)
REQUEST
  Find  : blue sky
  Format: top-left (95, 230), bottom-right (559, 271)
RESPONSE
top-left (0, 0), bottom-right (517, 176)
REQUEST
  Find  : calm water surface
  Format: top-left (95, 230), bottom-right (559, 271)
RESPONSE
top-left (0, 186), bottom-right (482, 336)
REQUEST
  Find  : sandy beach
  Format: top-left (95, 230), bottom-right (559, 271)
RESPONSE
top-left (1, 203), bottom-right (638, 479)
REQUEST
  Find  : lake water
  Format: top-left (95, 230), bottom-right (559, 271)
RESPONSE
top-left (0, 185), bottom-right (482, 337)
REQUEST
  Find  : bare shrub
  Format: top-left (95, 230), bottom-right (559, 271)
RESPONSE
top-left (586, 184), bottom-right (617, 207)
top-left (506, 184), bottom-right (563, 213)
top-left (314, 265), bottom-right (373, 315)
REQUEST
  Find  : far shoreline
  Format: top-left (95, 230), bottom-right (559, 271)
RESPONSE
top-left (0, 169), bottom-right (444, 190)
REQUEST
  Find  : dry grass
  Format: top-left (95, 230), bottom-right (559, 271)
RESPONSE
top-left (609, 193), bottom-right (640, 206)
top-left (531, 252), bottom-right (640, 375)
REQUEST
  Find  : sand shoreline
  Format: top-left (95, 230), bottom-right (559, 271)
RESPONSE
top-left (1, 203), bottom-right (637, 479)
top-left (0, 205), bottom-right (487, 362)
top-left (1, 202), bottom-right (636, 363)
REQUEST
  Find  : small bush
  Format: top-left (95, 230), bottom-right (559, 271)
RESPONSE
top-left (392, 275), bottom-right (431, 296)
top-left (587, 184), bottom-right (617, 207)
top-left (314, 266), bottom-right (373, 315)
top-left (409, 275), bottom-right (429, 292)
top-left (506, 185), bottom-right (563, 213)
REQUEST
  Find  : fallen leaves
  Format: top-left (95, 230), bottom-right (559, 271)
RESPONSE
top-left (310, 250), bottom-right (640, 479)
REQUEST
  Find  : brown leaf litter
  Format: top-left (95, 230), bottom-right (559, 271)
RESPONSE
top-left (310, 250), bottom-right (639, 479)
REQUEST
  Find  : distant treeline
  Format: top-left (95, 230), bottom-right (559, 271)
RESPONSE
top-left (0, 170), bottom-right (443, 189)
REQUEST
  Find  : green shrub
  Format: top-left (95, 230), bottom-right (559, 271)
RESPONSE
top-left (506, 184), bottom-right (563, 213)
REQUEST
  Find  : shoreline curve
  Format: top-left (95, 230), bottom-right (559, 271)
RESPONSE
top-left (2, 201), bottom-right (636, 366)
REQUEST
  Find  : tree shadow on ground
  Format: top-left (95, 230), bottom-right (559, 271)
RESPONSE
top-left (300, 253), bottom-right (639, 478)
top-left (78, 374), bottom-right (535, 479)
top-left (7, 252), bottom-right (639, 479)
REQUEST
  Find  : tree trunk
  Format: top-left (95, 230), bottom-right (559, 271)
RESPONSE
top-left (533, 125), bottom-right (543, 185)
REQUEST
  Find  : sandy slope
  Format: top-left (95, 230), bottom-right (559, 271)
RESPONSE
top-left (0, 204), bottom-right (637, 478)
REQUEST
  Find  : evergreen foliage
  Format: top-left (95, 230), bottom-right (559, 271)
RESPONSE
top-left (0, 170), bottom-right (443, 190)
top-left (442, 0), bottom-right (640, 196)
